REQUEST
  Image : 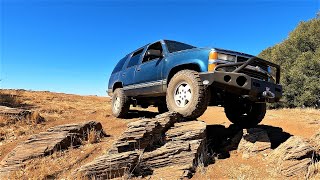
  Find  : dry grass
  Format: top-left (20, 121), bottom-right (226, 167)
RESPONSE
top-left (0, 89), bottom-right (127, 179)
top-left (0, 92), bottom-right (22, 107)
top-left (307, 157), bottom-right (320, 179)
top-left (5, 136), bottom-right (116, 179)
top-left (87, 129), bottom-right (101, 144)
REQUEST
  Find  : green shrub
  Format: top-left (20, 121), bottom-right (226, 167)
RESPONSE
top-left (259, 17), bottom-right (320, 108)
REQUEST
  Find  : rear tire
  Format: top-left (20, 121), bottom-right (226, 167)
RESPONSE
top-left (224, 96), bottom-right (266, 128)
top-left (166, 70), bottom-right (209, 119)
top-left (112, 88), bottom-right (130, 118)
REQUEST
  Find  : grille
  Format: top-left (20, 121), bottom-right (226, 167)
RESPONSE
top-left (237, 56), bottom-right (268, 71)
top-left (240, 69), bottom-right (268, 81)
top-left (237, 56), bottom-right (249, 62)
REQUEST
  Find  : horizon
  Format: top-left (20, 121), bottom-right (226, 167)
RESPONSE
top-left (1, 0), bottom-right (319, 96)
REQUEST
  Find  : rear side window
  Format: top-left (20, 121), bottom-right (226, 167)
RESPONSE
top-left (112, 56), bottom-right (128, 74)
top-left (127, 49), bottom-right (143, 68)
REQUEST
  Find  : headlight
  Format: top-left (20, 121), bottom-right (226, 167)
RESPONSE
top-left (208, 51), bottom-right (236, 72)
top-left (217, 53), bottom-right (236, 61)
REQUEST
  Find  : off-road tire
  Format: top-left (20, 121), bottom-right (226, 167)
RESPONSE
top-left (166, 70), bottom-right (209, 119)
top-left (224, 96), bottom-right (266, 128)
top-left (112, 88), bottom-right (130, 118)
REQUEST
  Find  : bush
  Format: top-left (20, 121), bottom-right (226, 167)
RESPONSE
top-left (259, 17), bottom-right (320, 108)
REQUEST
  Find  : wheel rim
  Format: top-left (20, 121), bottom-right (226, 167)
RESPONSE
top-left (173, 81), bottom-right (192, 108)
top-left (113, 96), bottom-right (121, 113)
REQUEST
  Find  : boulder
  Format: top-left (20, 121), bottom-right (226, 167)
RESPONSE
top-left (267, 136), bottom-right (316, 177)
top-left (237, 128), bottom-right (271, 159)
top-left (109, 112), bottom-right (181, 154)
top-left (140, 121), bottom-right (208, 179)
top-left (76, 114), bottom-right (208, 179)
top-left (310, 131), bottom-right (320, 152)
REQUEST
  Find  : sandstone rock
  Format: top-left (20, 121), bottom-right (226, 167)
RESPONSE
top-left (0, 121), bottom-right (105, 173)
top-left (77, 114), bottom-right (208, 179)
top-left (76, 151), bottom-right (140, 179)
top-left (109, 112), bottom-right (181, 154)
top-left (310, 131), bottom-right (320, 152)
top-left (165, 120), bottom-right (207, 141)
top-left (140, 121), bottom-right (208, 179)
top-left (0, 105), bottom-right (44, 126)
top-left (237, 128), bottom-right (271, 159)
top-left (268, 136), bottom-right (315, 177)
top-left (78, 112), bottom-right (184, 179)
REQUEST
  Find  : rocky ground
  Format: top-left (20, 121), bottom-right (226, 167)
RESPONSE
top-left (0, 89), bottom-right (319, 179)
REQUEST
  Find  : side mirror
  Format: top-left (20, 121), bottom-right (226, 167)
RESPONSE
top-left (146, 50), bottom-right (163, 58)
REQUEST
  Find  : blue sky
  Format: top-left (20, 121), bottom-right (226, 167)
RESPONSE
top-left (1, 0), bottom-right (319, 96)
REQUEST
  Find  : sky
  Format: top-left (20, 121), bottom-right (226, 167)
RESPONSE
top-left (0, 0), bottom-right (319, 96)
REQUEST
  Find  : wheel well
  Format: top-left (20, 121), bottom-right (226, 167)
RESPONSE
top-left (113, 82), bottom-right (123, 92)
top-left (167, 64), bottom-right (200, 85)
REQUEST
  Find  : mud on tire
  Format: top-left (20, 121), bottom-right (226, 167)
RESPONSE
top-left (166, 70), bottom-right (209, 119)
top-left (112, 88), bottom-right (130, 118)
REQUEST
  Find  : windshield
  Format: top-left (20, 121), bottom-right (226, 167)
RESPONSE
top-left (164, 40), bottom-right (196, 53)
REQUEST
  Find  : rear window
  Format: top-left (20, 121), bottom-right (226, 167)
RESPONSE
top-left (112, 56), bottom-right (128, 74)
top-left (127, 49), bottom-right (143, 68)
top-left (164, 40), bottom-right (196, 53)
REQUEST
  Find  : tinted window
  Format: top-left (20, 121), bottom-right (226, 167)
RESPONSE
top-left (127, 49), bottom-right (143, 68)
top-left (143, 42), bottom-right (163, 63)
top-left (112, 56), bottom-right (128, 74)
top-left (165, 40), bottom-right (196, 53)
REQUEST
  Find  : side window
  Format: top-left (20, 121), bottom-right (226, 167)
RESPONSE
top-left (112, 56), bottom-right (128, 74)
top-left (142, 42), bottom-right (163, 63)
top-left (127, 49), bottom-right (143, 68)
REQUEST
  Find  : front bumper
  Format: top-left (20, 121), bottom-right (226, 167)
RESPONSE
top-left (199, 71), bottom-right (282, 102)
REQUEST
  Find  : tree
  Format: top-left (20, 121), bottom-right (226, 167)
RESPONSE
top-left (258, 18), bottom-right (320, 108)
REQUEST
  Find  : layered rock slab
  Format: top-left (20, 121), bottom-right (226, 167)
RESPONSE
top-left (267, 136), bottom-right (316, 177)
top-left (76, 151), bottom-right (141, 179)
top-left (0, 105), bottom-right (44, 126)
top-left (109, 112), bottom-right (181, 154)
top-left (76, 113), bottom-right (208, 179)
top-left (310, 131), bottom-right (320, 152)
top-left (77, 112), bottom-right (182, 178)
top-left (0, 121), bottom-right (104, 173)
top-left (237, 128), bottom-right (271, 159)
top-left (140, 120), bottom-right (207, 179)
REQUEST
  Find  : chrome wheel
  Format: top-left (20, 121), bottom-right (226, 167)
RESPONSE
top-left (173, 81), bottom-right (192, 108)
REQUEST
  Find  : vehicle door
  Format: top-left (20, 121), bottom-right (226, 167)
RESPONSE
top-left (133, 41), bottom-right (165, 95)
top-left (121, 48), bottom-right (144, 95)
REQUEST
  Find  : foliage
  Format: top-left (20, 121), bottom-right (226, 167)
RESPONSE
top-left (259, 17), bottom-right (320, 108)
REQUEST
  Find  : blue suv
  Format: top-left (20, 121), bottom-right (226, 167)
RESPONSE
top-left (108, 40), bottom-right (282, 127)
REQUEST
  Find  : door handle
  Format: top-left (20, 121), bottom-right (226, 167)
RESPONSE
top-left (122, 73), bottom-right (126, 77)
top-left (136, 68), bottom-right (141, 71)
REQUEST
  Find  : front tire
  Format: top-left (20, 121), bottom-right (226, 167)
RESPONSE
top-left (112, 88), bottom-right (130, 118)
top-left (166, 70), bottom-right (209, 119)
top-left (224, 96), bottom-right (266, 128)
